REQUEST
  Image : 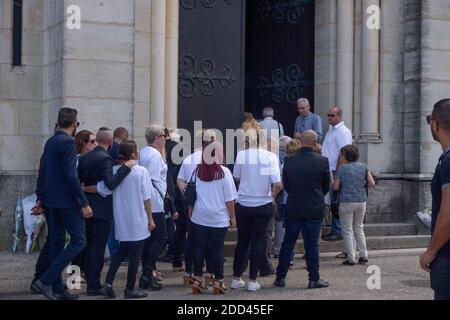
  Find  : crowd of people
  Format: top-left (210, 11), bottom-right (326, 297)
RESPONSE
top-left (28, 98), bottom-right (379, 300)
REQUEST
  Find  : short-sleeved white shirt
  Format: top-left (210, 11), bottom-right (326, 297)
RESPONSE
top-left (97, 165), bottom-right (153, 242)
top-left (233, 148), bottom-right (281, 207)
top-left (191, 166), bottom-right (238, 228)
top-left (177, 150), bottom-right (202, 182)
top-left (139, 146), bottom-right (167, 213)
top-left (322, 121), bottom-right (353, 172)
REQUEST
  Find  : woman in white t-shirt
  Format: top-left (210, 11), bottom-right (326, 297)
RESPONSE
top-left (83, 141), bottom-right (156, 299)
top-left (190, 141), bottom-right (237, 295)
top-left (231, 123), bottom-right (282, 292)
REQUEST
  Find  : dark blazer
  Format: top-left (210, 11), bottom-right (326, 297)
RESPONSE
top-left (283, 147), bottom-right (331, 220)
top-left (39, 131), bottom-right (88, 209)
top-left (77, 146), bottom-right (131, 221)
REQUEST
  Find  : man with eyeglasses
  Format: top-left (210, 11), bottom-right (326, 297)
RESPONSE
top-left (294, 98), bottom-right (323, 143)
top-left (420, 99), bottom-right (450, 300)
top-left (321, 107), bottom-right (353, 242)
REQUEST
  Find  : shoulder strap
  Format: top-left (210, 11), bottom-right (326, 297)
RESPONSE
top-left (188, 165), bottom-right (199, 183)
top-left (151, 180), bottom-right (165, 202)
top-left (365, 165), bottom-right (369, 197)
top-left (277, 121), bottom-right (281, 137)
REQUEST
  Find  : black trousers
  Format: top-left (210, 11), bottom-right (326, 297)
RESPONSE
top-left (105, 240), bottom-right (145, 291)
top-left (142, 213), bottom-right (168, 275)
top-left (33, 213), bottom-right (50, 282)
top-left (233, 203), bottom-right (273, 280)
top-left (84, 217), bottom-right (111, 291)
top-left (172, 200), bottom-right (188, 268)
top-left (191, 222), bottom-right (227, 280)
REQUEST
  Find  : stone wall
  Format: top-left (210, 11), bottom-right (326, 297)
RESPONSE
top-left (62, 0), bottom-right (135, 135)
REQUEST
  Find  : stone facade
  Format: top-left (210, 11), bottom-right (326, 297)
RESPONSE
top-left (1, 0), bottom-right (450, 250)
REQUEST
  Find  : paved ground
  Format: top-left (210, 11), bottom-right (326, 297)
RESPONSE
top-left (0, 248), bottom-right (433, 300)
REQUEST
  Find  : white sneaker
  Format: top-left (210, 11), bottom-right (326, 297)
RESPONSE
top-left (247, 281), bottom-right (261, 292)
top-left (230, 278), bottom-right (245, 289)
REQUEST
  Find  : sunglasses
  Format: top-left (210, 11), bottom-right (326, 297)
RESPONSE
top-left (88, 139), bottom-right (96, 144)
top-left (426, 115), bottom-right (434, 125)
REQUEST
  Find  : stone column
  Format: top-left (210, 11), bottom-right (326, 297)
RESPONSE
top-left (150, 0), bottom-right (166, 124)
top-left (360, 0), bottom-right (381, 143)
top-left (336, 0), bottom-right (354, 130)
top-left (164, 0), bottom-right (179, 129)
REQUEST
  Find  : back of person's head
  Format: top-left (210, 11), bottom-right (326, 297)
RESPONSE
top-left (75, 130), bottom-right (93, 154)
top-left (145, 124), bottom-right (165, 145)
top-left (341, 144), bottom-right (360, 163)
top-left (262, 107), bottom-right (274, 118)
top-left (113, 127), bottom-right (129, 141)
top-left (96, 127), bottom-right (113, 145)
top-left (118, 140), bottom-right (137, 162)
top-left (300, 130), bottom-right (318, 147)
top-left (244, 112), bottom-right (255, 122)
top-left (57, 107), bottom-right (77, 129)
top-left (432, 99), bottom-right (450, 132)
top-left (279, 136), bottom-right (292, 151)
top-left (286, 139), bottom-right (302, 155)
top-left (203, 129), bottom-right (217, 143)
top-left (198, 140), bottom-right (224, 182)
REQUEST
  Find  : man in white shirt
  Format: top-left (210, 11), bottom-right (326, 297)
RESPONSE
top-left (139, 125), bottom-right (168, 291)
top-left (322, 107), bottom-right (353, 242)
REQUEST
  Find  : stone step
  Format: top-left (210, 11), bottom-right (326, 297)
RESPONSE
top-left (224, 223), bottom-right (417, 242)
top-left (223, 235), bottom-right (430, 257)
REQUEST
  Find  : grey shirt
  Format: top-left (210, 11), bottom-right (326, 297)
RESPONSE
top-left (294, 112), bottom-right (323, 142)
top-left (335, 162), bottom-right (368, 203)
top-left (259, 117), bottom-right (284, 139)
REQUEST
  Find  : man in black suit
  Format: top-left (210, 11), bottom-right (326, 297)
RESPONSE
top-left (32, 108), bottom-right (93, 300)
top-left (77, 127), bottom-right (132, 296)
top-left (274, 130), bottom-right (331, 289)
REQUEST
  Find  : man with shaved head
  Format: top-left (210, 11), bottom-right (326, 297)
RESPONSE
top-left (77, 127), bottom-right (134, 296)
top-left (322, 107), bottom-right (353, 242)
top-left (274, 130), bottom-right (330, 289)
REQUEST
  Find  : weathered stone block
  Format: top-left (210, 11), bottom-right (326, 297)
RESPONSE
top-left (134, 67), bottom-right (150, 103)
top-left (0, 65), bottom-right (43, 101)
top-left (0, 100), bottom-right (19, 135)
top-left (0, 29), bottom-right (11, 64)
top-left (64, 23), bottom-right (134, 63)
top-left (0, 136), bottom-right (44, 171)
top-left (0, 0), bottom-right (12, 29)
top-left (63, 60), bottom-right (133, 99)
top-left (135, 0), bottom-right (151, 32)
top-left (19, 101), bottom-right (44, 136)
top-left (63, 97), bottom-right (133, 133)
top-left (133, 102), bottom-right (150, 138)
top-left (23, 0), bottom-right (45, 32)
top-left (22, 30), bottom-right (44, 66)
top-left (64, 0), bottom-right (134, 25)
top-left (135, 32), bottom-right (151, 67)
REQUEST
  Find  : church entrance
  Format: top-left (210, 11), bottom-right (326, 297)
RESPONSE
top-left (178, 0), bottom-right (315, 139)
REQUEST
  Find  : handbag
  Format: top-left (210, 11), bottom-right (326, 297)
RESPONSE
top-left (330, 190), bottom-right (340, 220)
top-left (182, 166), bottom-right (199, 206)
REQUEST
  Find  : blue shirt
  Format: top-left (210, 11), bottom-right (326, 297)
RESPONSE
top-left (294, 113), bottom-right (323, 142)
top-left (335, 162), bottom-right (367, 203)
top-left (431, 148), bottom-right (450, 258)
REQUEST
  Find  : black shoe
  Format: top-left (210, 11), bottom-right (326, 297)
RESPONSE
top-left (343, 260), bottom-right (356, 266)
top-left (54, 290), bottom-right (79, 300)
top-left (139, 275), bottom-right (162, 291)
top-left (274, 278), bottom-right (286, 288)
top-left (124, 289), bottom-right (148, 299)
top-left (87, 288), bottom-right (106, 296)
top-left (103, 284), bottom-right (116, 299)
top-left (358, 257), bottom-right (369, 265)
top-left (322, 234), bottom-right (342, 242)
top-left (30, 280), bottom-right (40, 294)
top-left (308, 279), bottom-right (330, 289)
top-left (31, 279), bottom-right (58, 300)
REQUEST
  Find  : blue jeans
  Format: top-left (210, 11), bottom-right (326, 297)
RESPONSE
top-left (330, 216), bottom-right (342, 236)
top-left (277, 218), bottom-right (322, 282)
top-left (39, 208), bottom-right (86, 293)
top-left (430, 256), bottom-right (450, 300)
top-left (107, 222), bottom-right (119, 257)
